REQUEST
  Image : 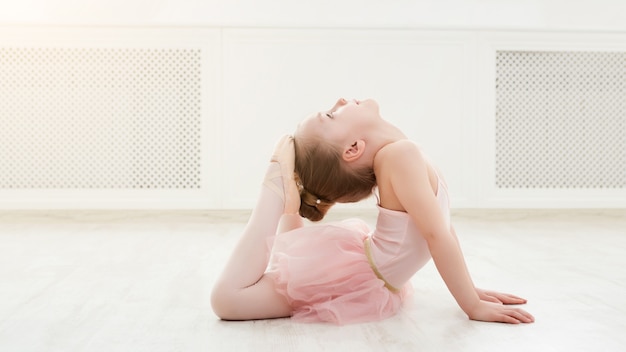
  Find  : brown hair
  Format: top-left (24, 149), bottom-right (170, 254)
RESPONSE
top-left (294, 136), bottom-right (376, 221)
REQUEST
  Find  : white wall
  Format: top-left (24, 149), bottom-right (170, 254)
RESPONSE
top-left (2, 0), bottom-right (626, 32)
top-left (0, 2), bottom-right (625, 210)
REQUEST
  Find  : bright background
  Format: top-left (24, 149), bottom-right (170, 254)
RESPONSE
top-left (0, 1), bottom-right (625, 210)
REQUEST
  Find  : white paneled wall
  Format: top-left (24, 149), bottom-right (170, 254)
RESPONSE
top-left (0, 26), bottom-right (625, 209)
top-left (0, 27), bottom-right (222, 209)
top-left (476, 31), bottom-right (626, 208)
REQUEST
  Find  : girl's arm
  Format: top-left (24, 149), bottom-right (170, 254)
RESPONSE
top-left (450, 225), bottom-right (529, 306)
top-left (381, 141), bottom-right (533, 324)
top-left (278, 214), bottom-right (304, 234)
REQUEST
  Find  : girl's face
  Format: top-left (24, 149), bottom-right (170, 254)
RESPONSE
top-left (295, 98), bottom-right (380, 145)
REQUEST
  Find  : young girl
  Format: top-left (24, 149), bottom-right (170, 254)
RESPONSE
top-left (211, 98), bottom-right (534, 325)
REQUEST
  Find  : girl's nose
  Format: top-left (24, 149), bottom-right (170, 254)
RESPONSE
top-left (332, 98), bottom-right (347, 110)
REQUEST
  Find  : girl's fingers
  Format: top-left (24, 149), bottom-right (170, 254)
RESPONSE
top-left (499, 314), bottom-right (521, 324)
top-left (495, 292), bottom-right (527, 305)
top-left (508, 308), bottom-right (535, 323)
top-left (484, 295), bottom-right (503, 304)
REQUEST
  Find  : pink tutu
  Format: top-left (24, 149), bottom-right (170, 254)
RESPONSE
top-left (267, 219), bottom-right (412, 325)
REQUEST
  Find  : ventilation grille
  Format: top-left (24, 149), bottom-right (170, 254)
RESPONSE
top-left (0, 48), bottom-right (202, 189)
top-left (496, 51), bottom-right (626, 188)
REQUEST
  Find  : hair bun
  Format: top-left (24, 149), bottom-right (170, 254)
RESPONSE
top-left (298, 188), bottom-right (333, 222)
top-left (298, 202), bottom-right (324, 222)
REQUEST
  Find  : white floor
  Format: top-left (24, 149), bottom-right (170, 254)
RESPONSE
top-left (0, 209), bottom-right (625, 352)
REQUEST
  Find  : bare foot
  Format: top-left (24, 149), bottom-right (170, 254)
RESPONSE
top-left (270, 135), bottom-right (301, 214)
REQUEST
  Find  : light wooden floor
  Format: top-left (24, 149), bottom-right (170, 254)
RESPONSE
top-left (0, 209), bottom-right (625, 352)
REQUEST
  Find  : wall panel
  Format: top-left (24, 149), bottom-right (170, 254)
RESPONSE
top-left (0, 26), bottom-right (221, 209)
top-left (476, 31), bottom-right (626, 208)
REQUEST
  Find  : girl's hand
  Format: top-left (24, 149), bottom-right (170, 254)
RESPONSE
top-left (476, 288), bottom-right (528, 305)
top-left (467, 300), bottom-right (535, 324)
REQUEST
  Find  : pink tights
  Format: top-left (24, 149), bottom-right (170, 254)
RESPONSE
top-left (210, 162), bottom-right (302, 320)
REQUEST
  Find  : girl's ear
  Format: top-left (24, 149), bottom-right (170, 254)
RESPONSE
top-left (343, 140), bottom-right (366, 163)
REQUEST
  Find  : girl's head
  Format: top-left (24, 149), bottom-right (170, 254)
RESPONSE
top-left (293, 98), bottom-right (381, 221)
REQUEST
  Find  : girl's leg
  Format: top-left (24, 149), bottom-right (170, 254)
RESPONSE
top-left (210, 162), bottom-right (294, 320)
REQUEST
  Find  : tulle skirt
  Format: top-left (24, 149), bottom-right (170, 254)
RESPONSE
top-left (267, 219), bottom-right (412, 325)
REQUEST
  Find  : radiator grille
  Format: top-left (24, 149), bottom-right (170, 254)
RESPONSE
top-left (0, 48), bottom-right (202, 189)
top-left (496, 51), bottom-right (626, 188)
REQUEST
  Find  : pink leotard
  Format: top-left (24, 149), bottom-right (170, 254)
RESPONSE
top-left (367, 175), bottom-right (451, 290)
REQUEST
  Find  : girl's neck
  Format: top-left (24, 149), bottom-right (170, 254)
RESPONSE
top-left (361, 118), bottom-right (406, 168)
top-left (370, 119), bottom-right (406, 149)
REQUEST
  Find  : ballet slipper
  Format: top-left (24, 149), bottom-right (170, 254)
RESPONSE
top-left (267, 135), bottom-right (301, 214)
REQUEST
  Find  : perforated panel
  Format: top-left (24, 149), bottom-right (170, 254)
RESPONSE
top-left (0, 48), bottom-right (202, 189)
top-left (496, 51), bottom-right (626, 188)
